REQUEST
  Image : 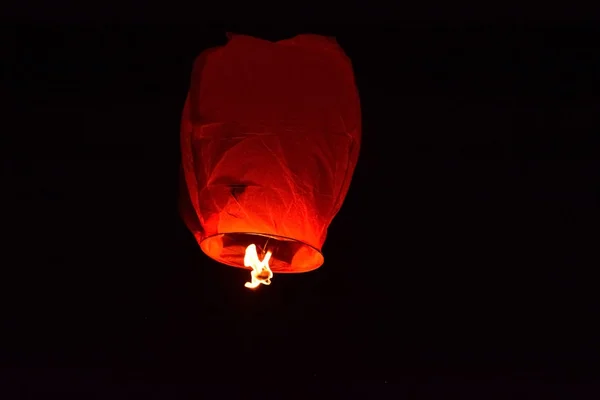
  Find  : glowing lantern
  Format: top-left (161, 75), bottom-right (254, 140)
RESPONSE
top-left (179, 33), bottom-right (361, 287)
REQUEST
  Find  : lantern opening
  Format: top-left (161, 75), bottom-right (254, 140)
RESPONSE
top-left (199, 232), bottom-right (324, 274)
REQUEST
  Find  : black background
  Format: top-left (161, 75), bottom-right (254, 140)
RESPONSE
top-left (2, 7), bottom-right (600, 397)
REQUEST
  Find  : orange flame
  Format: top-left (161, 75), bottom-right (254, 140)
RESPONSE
top-left (244, 244), bottom-right (273, 289)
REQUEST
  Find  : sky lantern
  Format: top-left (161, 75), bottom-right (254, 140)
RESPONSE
top-left (179, 33), bottom-right (361, 288)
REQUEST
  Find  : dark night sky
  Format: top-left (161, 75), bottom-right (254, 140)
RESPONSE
top-left (2, 12), bottom-right (600, 396)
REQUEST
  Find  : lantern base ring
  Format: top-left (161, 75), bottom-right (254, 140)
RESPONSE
top-left (199, 232), bottom-right (324, 273)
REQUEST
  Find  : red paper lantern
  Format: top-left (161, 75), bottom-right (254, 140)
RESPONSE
top-left (180, 33), bottom-right (361, 276)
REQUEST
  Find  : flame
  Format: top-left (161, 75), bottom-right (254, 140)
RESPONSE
top-left (244, 244), bottom-right (274, 289)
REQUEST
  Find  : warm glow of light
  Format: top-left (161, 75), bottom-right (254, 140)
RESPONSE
top-left (244, 244), bottom-right (273, 289)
